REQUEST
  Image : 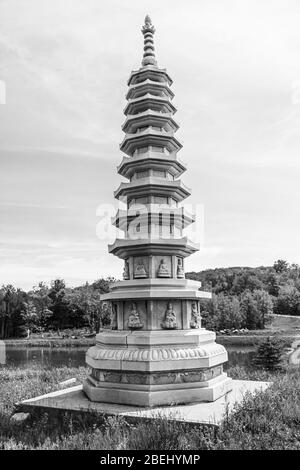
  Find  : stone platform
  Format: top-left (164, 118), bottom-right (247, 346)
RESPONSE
top-left (84, 329), bottom-right (232, 407)
top-left (17, 380), bottom-right (270, 426)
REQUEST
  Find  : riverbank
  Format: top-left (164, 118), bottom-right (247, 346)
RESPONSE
top-left (4, 328), bottom-right (300, 348)
top-left (217, 330), bottom-right (300, 347)
top-left (0, 363), bottom-right (299, 449)
top-left (4, 337), bottom-right (95, 348)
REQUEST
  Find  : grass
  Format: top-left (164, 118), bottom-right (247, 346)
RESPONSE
top-left (3, 328), bottom-right (96, 347)
top-left (0, 364), bottom-right (299, 450)
top-left (217, 330), bottom-right (300, 347)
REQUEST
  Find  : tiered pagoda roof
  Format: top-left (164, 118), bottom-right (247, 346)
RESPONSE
top-left (110, 15), bottom-right (199, 262)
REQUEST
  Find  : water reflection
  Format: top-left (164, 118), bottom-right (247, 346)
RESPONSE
top-left (4, 347), bottom-right (86, 368)
top-left (225, 347), bottom-right (255, 369)
top-left (1, 346), bottom-right (256, 369)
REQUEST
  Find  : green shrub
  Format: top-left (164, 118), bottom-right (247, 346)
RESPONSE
top-left (252, 337), bottom-right (284, 370)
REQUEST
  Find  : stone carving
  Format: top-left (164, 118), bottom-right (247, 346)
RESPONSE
top-left (92, 365), bottom-right (223, 385)
top-left (190, 302), bottom-right (201, 329)
top-left (176, 258), bottom-right (184, 278)
top-left (157, 258), bottom-right (171, 278)
top-left (128, 302), bottom-right (143, 329)
top-left (134, 259), bottom-right (147, 278)
top-left (161, 302), bottom-right (177, 329)
top-left (110, 303), bottom-right (118, 330)
top-left (87, 342), bottom-right (226, 362)
top-left (123, 259), bottom-right (130, 280)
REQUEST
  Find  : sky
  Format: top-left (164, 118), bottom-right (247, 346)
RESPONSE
top-left (0, 0), bottom-right (300, 290)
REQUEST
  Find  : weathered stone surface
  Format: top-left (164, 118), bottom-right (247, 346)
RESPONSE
top-left (91, 365), bottom-right (223, 386)
top-left (83, 374), bottom-right (232, 406)
top-left (16, 380), bottom-right (270, 425)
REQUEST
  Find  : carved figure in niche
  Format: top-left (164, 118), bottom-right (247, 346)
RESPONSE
top-left (134, 259), bottom-right (147, 278)
top-left (177, 258), bottom-right (184, 278)
top-left (123, 259), bottom-right (130, 280)
top-left (190, 302), bottom-right (201, 329)
top-left (128, 302), bottom-right (143, 329)
top-left (157, 258), bottom-right (170, 278)
top-left (161, 302), bottom-right (177, 329)
top-left (110, 303), bottom-right (118, 330)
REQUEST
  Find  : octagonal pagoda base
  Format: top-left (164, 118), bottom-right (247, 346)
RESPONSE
top-left (83, 329), bottom-right (232, 407)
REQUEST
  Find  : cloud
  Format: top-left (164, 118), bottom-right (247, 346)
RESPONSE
top-left (1, 0), bottom-right (300, 288)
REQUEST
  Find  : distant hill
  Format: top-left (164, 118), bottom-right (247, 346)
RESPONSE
top-left (186, 261), bottom-right (300, 300)
top-left (185, 261), bottom-right (300, 330)
top-left (186, 266), bottom-right (273, 295)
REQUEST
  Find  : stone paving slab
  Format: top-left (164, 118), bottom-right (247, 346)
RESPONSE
top-left (17, 379), bottom-right (271, 426)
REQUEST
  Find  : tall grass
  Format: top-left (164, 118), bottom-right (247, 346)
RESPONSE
top-left (0, 364), bottom-right (299, 450)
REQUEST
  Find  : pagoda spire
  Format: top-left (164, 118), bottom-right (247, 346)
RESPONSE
top-left (141, 15), bottom-right (157, 67)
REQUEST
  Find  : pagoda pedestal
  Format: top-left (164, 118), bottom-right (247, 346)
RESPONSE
top-left (84, 278), bottom-right (232, 406)
top-left (84, 15), bottom-right (232, 406)
top-left (84, 329), bottom-right (230, 407)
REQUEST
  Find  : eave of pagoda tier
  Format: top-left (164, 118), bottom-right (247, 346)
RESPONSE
top-left (114, 178), bottom-right (191, 202)
top-left (127, 66), bottom-right (173, 87)
top-left (122, 110), bottom-right (179, 134)
top-left (112, 206), bottom-right (195, 231)
top-left (108, 237), bottom-right (199, 259)
top-left (124, 95), bottom-right (177, 116)
top-left (117, 153), bottom-right (186, 179)
top-left (120, 130), bottom-right (182, 156)
top-left (126, 79), bottom-right (174, 101)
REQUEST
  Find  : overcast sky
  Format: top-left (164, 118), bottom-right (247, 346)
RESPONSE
top-left (1, 0), bottom-right (300, 290)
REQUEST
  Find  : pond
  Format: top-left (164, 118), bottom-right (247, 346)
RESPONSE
top-left (0, 345), bottom-right (256, 369)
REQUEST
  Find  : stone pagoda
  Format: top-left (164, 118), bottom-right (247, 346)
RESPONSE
top-left (84, 16), bottom-right (232, 407)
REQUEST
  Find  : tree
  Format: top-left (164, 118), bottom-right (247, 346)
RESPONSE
top-left (275, 285), bottom-right (300, 316)
top-left (48, 279), bottom-right (72, 329)
top-left (240, 291), bottom-right (258, 329)
top-left (30, 282), bottom-right (53, 330)
top-left (92, 277), bottom-right (115, 293)
top-left (273, 259), bottom-right (289, 273)
top-left (231, 272), bottom-right (263, 295)
top-left (67, 286), bottom-right (102, 332)
top-left (252, 337), bottom-right (284, 370)
top-left (215, 295), bottom-right (244, 330)
top-left (240, 291), bottom-right (261, 330)
top-left (266, 272), bottom-right (280, 296)
top-left (201, 294), bottom-right (244, 330)
top-left (0, 285), bottom-right (27, 339)
top-left (21, 300), bottom-right (38, 331)
top-left (289, 263), bottom-right (300, 280)
top-left (252, 290), bottom-right (273, 328)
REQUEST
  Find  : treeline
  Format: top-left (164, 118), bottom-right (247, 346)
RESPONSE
top-left (1, 259), bottom-right (300, 339)
top-left (0, 278), bottom-right (114, 339)
top-left (187, 259), bottom-right (300, 331)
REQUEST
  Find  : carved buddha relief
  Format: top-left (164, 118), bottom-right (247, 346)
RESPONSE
top-left (161, 302), bottom-right (177, 329)
top-left (128, 302), bottom-right (143, 329)
top-left (190, 302), bottom-right (201, 329)
top-left (134, 258), bottom-right (147, 278)
top-left (110, 302), bottom-right (118, 330)
top-left (176, 258), bottom-right (184, 278)
top-left (157, 258), bottom-right (171, 278)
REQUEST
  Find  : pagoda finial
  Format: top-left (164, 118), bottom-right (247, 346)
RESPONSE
top-left (141, 15), bottom-right (157, 67)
